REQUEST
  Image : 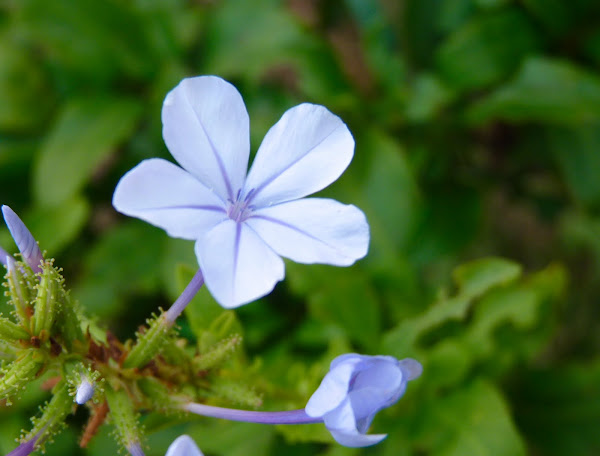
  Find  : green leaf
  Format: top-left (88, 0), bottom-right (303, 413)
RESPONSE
top-left (73, 221), bottom-right (164, 317)
top-left (453, 257), bottom-right (521, 299)
top-left (306, 267), bottom-right (380, 350)
top-left (404, 74), bottom-right (456, 122)
top-left (0, 41), bottom-right (53, 132)
top-left (0, 196), bottom-right (89, 256)
top-left (362, 131), bottom-right (420, 257)
top-left (19, 0), bottom-right (158, 82)
top-left (382, 257), bottom-right (521, 357)
top-left (33, 96), bottom-right (142, 207)
top-left (512, 360), bottom-right (600, 456)
top-left (468, 57), bottom-right (600, 124)
top-left (436, 9), bottom-right (539, 90)
top-left (547, 125), bottom-right (600, 208)
top-left (416, 379), bottom-right (527, 456)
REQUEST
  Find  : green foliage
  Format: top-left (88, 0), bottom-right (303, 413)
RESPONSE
top-left (0, 0), bottom-right (598, 454)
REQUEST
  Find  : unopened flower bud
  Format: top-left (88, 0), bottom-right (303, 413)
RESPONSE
top-left (2, 206), bottom-right (43, 273)
top-left (166, 435), bottom-right (204, 456)
top-left (75, 378), bottom-right (95, 405)
top-left (305, 354), bottom-right (422, 447)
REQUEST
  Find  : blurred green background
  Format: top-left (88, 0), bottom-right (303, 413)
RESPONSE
top-left (1, 0), bottom-right (600, 454)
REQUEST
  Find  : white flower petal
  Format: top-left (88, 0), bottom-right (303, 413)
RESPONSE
top-left (162, 76), bottom-right (250, 202)
top-left (166, 435), bottom-right (204, 456)
top-left (113, 158), bottom-right (226, 240)
top-left (247, 198), bottom-right (369, 266)
top-left (305, 361), bottom-right (357, 418)
top-left (195, 220), bottom-right (285, 308)
top-left (328, 429), bottom-right (387, 448)
top-left (244, 104), bottom-right (354, 207)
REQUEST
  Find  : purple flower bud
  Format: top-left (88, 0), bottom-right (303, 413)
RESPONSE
top-left (305, 354), bottom-right (422, 448)
top-left (6, 431), bottom-right (43, 456)
top-left (165, 435), bottom-right (204, 456)
top-left (2, 205), bottom-right (43, 273)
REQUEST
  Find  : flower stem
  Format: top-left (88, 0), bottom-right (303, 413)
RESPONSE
top-left (165, 269), bottom-right (205, 324)
top-left (183, 403), bottom-right (321, 425)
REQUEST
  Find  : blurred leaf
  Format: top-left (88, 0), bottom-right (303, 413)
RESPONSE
top-left (73, 221), bottom-right (164, 318)
top-left (547, 125), bottom-right (600, 208)
top-left (0, 196), bottom-right (89, 257)
top-left (416, 379), bottom-right (527, 456)
top-left (468, 57), bottom-right (600, 124)
top-left (187, 421), bottom-right (275, 456)
top-left (521, 0), bottom-right (579, 34)
top-left (453, 257), bottom-right (521, 298)
top-left (33, 96), bottom-right (142, 207)
top-left (204, 0), bottom-right (307, 82)
top-left (512, 360), bottom-right (600, 456)
top-left (436, 9), bottom-right (539, 90)
top-left (0, 41), bottom-right (53, 132)
top-left (383, 257), bottom-right (521, 357)
top-left (306, 268), bottom-right (380, 350)
top-left (404, 73), bottom-right (456, 122)
top-left (19, 0), bottom-right (158, 82)
top-left (362, 130), bottom-right (420, 256)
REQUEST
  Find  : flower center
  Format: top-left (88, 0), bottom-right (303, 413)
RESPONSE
top-left (227, 189), bottom-right (254, 223)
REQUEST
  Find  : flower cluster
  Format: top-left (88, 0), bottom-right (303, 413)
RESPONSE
top-left (1, 76), bottom-right (421, 456)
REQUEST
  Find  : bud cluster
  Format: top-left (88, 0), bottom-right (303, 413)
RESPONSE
top-left (0, 207), bottom-right (249, 455)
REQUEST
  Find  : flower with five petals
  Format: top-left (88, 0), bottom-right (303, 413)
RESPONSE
top-left (113, 76), bottom-right (369, 308)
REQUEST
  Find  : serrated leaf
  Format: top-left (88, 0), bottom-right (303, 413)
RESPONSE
top-left (33, 96), bottom-right (142, 207)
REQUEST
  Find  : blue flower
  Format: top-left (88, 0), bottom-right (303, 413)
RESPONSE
top-left (305, 354), bottom-right (422, 447)
top-left (165, 435), bottom-right (204, 456)
top-left (113, 76), bottom-right (369, 309)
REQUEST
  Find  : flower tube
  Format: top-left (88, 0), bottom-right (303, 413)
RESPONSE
top-left (183, 353), bottom-right (421, 448)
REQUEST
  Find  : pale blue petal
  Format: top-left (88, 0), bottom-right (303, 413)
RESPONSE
top-left (328, 429), bottom-right (387, 448)
top-left (247, 198), bottom-right (369, 266)
top-left (323, 398), bottom-right (387, 447)
top-left (195, 220), bottom-right (285, 308)
top-left (113, 158), bottom-right (226, 240)
top-left (399, 358), bottom-right (423, 381)
top-left (165, 435), bottom-right (204, 456)
top-left (244, 104), bottom-right (354, 207)
top-left (351, 358), bottom-right (403, 391)
top-left (305, 361), bottom-right (359, 417)
top-left (75, 379), bottom-right (94, 405)
top-left (162, 76), bottom-right (250, 202)
top-left (330, 353), bottom-right (364, 370)
top-left (2, 205), bottom-right (43, 272)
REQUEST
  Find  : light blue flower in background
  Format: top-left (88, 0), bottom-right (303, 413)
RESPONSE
top-left (113, 76), bottom-right (369, 309)
top-left (305, 353), bottom-right (423, 447)
top-left (166, 435), bottom-right (204, 456)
